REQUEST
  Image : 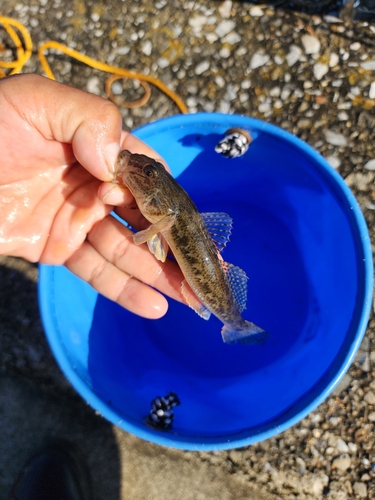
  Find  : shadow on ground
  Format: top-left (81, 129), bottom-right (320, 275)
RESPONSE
top-left (0, 376), bottom-right (121, 500)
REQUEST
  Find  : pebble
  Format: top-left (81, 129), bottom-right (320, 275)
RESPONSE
top-left (111, 82), bottom-right (123, 95)
top-left (310, 413), bottom-right (323, 424)
top-left (297, 119), bottom-right (312, 129)
top-left (215, 20), bottom-right (236, 38)
top-left (219, 101), bottom-right (230, 113)
top-left (364, 390), bottom-right (375, 405)
top-left (195, 60), bottom-right (210, 75)
top-left (312, 429), bottom-right (322, 439)
top-left (250, 52), bottom-right (270, 70)
top-left (345, 480), bottom-right (353, 495)
top-left (286, 45), bottom-right (302, 67)
top-left (189, 15), bottom-right (207, 30)
top-left (186, 97), bottom-right (197, 108)
top-left (340, 48), bottom-right (349, 60)
top-left (116, 46), bottom-right (130, 55)
top-left (310, 476), bottom-right (327, 496)
top-left (361, 337), bottom-right (370, 351)
top-left (313, 63), bottom-right (329, 80)
top-left (324, 130), bottom-right (347, 147)
top-left (224, 84), bottom-right (237, 102)
top-left (142, 40), bottom-right (152, 56)
top-left (206, 33), bottom-right (218, 43)
top-left (332, 454), bottom-right (351, 471)
top-left (86, 76), bottom-right (101, 95)
top-left (365, 159), bottom-right (375, 171)
top-left (332, 79), bottom-right (343, 87)
top-left (218, 0), bottom-right (232, 19)
top-left (369, 82), bottom-right (375, 99)
top-left (249, 6), bottom-right (264, 17)
top-left (301, 34), bottom-right (321, 55)
top-left (303, 81), bottom-right (313, 89)
top-left (219, 47), bottom-right (231, 58)
top-left (215, 75), bottom-right (225, 88)
top-left (361, 60), bottom-right (375, 71)
top-left (298, 101), bottom-right (309, 112)
top-left (329, 416), bottom-right (340, 427)
top-left (158, 58), bottom-right (169, 69)
top-left (338, 111), bottom-right (349, 121)
top-left (336, 439), bottom-right (349, 453)
top-left (332, 373), bottom-right (352, 394)
top-left (348, 442), bottom-right (357, 453)
top-left (353, 482), bottom-right (367, 498)
top-left (223, 32), bottom-right (241, 45)
top-left (258, 101), bottom-right (272, 114)
top-left (356, 351), bottom-right (370, 372)
top-left (329, 53), bottom-right (340, 68)
top-left (274, 55), bottom-right (283, 65)
top-left (281, 85), bottom-right (293, 101)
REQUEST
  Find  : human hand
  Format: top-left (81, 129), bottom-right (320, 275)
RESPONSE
top-left (0, 74), bottom-right (183, 318)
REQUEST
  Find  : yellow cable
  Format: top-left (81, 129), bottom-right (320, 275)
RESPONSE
top-left (0, 16), bottom-right (188, 114)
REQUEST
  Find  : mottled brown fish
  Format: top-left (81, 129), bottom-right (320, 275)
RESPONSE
top-left (115, 150), bottom-right (267, 344)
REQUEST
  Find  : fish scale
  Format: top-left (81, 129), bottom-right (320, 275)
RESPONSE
top-left (115, 149), bottom-right (268, 345)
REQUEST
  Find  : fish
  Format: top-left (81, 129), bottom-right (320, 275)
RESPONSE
top-left (115, 150), bottom-right (267, 345)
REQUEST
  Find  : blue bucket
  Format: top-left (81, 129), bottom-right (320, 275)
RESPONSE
top-left (38, 113), bottom-right (373, 450)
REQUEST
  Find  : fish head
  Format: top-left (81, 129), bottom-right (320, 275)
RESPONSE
top-left (115, 149), bottom-right (175, 219)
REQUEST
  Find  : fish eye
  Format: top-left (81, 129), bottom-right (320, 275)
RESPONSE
top-left (144, 164), bottom-right (158, 178)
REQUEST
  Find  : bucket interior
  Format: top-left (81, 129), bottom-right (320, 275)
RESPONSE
top-left (40, 115), bottom-right (369, 449)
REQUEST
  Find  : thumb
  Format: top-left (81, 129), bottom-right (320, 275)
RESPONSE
top-left (71, 102), bottom-right (122, 182)
top-left (4, 74), bottom-right (123, 181)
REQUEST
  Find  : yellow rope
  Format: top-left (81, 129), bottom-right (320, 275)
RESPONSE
top-left (0, 15), bottom-right (188, 114)
top-left (0, 16), bottom-right (32, 74)
top-left (105, 74), bottom-right (151, 109)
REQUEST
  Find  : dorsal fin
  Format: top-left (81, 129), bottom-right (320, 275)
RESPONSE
top-left (200, 212), bottom-right (232, 253)
top-left (221, 262), bottom-right (248, 312)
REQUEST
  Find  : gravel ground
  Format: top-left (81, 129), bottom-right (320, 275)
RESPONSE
top-left (1, 1), bottom-right (375, 499)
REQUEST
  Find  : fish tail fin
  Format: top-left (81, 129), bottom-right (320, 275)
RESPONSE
top-left (221, 321), bottom-right (268, 345)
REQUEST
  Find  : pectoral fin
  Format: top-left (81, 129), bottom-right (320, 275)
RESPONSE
top-left (132, 213), bottom-right (176, 262)
top-left (181, 280), bottom-right (211, 320)
top-left (147, 233), bottom-right (169, 262)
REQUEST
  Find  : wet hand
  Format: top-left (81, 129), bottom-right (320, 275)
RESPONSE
top-left (0, 74), bottom-right (183, 318)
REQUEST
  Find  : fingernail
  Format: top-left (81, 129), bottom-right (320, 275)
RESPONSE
top-left (103, 142), bottom-right (121, 176)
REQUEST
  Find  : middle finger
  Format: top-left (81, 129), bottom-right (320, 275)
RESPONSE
top-left (88, 214), bottom-right (185, 304)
